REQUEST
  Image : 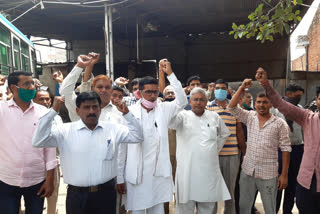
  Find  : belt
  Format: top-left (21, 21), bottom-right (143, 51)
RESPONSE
top-left (68, 178), bottom-right (115, 193)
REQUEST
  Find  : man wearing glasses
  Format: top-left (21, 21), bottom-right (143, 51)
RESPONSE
top-left (0, 71), bottom-right (57, 214)
top-left (119, 59), bottom-right (187, 214)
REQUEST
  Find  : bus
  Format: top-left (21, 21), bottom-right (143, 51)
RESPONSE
top-left (0, 13), bottom-right (36, 75)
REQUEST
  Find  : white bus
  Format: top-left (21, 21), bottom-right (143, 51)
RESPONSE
top-left (0, 13), bottom-right (36, 75)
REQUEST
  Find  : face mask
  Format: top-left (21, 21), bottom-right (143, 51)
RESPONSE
top-left (242, 102), bottom-right (251, 110)
top-left (16, 86), bottom-right (36, 103)
top-left (141, 98), bottom-right (157, 109)
top-left (133, 90), bottom-right (141, 99)
top-left (284, 96), bottom-right (301, 106)
top-left (164, 97), bottom-right (175, 102)
top-left (214, 89), bottom-right (227, 101)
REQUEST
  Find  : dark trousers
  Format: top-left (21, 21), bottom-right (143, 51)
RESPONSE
top-left (276, 145), bottom-right (304, 214)
top-left (66, 179), bottom-right (116, 214)
top-left (0, 180), bottom-right (45, 214)
top-left (296, 174), bottom-right (320, 214)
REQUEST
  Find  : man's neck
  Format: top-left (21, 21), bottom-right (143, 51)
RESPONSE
top-left (141, 103), bottom-right (153, 113)
top-left (13, 97), bottom-right (31, 112)
top-left (216, 99), bottom-right (228, 108)
top-left (101, 100), bottom-right (110, 108)
top-left (257, 113), bottom-right (271, 121)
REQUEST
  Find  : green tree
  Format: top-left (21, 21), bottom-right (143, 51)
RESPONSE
top-left (230, 0), bottom-right (303, 42)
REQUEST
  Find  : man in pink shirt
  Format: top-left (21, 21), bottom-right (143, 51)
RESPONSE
top-left (256, 67), bottom-right (320, 214)
top-left (0, 71), bottom-right (57, 214)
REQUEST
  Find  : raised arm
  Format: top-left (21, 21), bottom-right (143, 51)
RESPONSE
top-left (255, 67), bottom-right (307, 126)
top-left (32, 97), bottom-right (65, 148)
top-left (160, 59), bottom-right (188, 121)
top-left (229, 79), bottom-right (252, 108)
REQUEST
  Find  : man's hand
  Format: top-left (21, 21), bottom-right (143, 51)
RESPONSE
top-left (88, 52), bottom-right (100, 65)
top-left (33, 78), bottom-right (42, 88)
top-left (159, 59), bottom-right (173, 76)
top-left (255, 67), bottom-right (268, 85)
top-left (184, 86), bottom-right (190, 95)
top-left (115, 101), bottom-right (129, 115)
top-left (278, 174), bottom-right (288, 190)
top-left (240, 79), bottom-right (253, 90)
top-left (37, 177), bottom-right (54, 198)
top-left (115, 77), bottom-right (129, 86)
top-left (53, 71), bottom-right (64, 84)
top-left (52, 96), bottom-right (65, 112)
top-left (116, 183), bottom-right (126, 194)
top-left (76, 55), bottom-right (92, 69)
top-left (0, 75), bottom-right (6, 86)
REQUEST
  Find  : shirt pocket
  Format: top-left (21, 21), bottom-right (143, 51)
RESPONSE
top-left (98, 138), bottom-right (115, 161)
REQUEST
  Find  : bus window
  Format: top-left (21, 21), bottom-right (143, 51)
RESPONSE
top-left (31, 49), bottom-right (36, 74)
top-left (0, 26), bottom-right (12, 75)
top-left (13, 38), bottom-right (20, 70)
top-left (21, 41), bottom-right (30, 73)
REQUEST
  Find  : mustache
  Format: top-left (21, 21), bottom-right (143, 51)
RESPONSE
top-left (87, 114), bottom-right (97, 118)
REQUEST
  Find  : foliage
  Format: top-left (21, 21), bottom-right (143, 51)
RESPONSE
top-left (229, 0), bottom-right (303, 42)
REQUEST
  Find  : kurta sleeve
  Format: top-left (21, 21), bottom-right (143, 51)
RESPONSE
top-left (32, 108), bottom-right (64, 148)
top-left (216, 114), bottom-right (231, 152)
top-left (116, 112), bottom-right (143, 144)
top-left (263, 82), bottom-right (307, 126)
top-left (162, 73), bottom-right (188, 123)
top-left (168, 111), bottom-right (184, 130)
top-left (59, 66), bottom-right (83, 121)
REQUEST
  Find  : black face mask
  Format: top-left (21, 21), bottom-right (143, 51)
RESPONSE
top-left (164, 98), bottom-right (175, 102)
top-left (284, 96), bottom-right (301, 106)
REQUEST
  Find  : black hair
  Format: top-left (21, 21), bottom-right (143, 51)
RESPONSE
top-left (76, 91), bottom-right (101, 108)
top-left (316, 87), bottom-right (320, 97)
top-left (215, 79), bottom-right (228, 88)
top-left (112, 85), bottom-right (124, 94)
top-left (139, 76), bottom-right (158, 91)
top-left (285, 84), bottom-right (305, 93)
top-left (256, 92), bottom-right (267, 98)
top-left (35, 89), bottom-right (50, 97)
top-left (8, 71), bottom-right (32, 90)
top-left (186, 75), bottom-right (200, 86)
top-left (131, 78), bottom-right (140, 87)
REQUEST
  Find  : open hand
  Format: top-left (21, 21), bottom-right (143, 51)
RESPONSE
top-left (278, 174), bottom-right (288, 190)
top-left (116, 183), bottom-right (126, 194)
top-left (255, 67), bottom-right (268, 85)
top-left (53, 71), bottom-right (64, 83)
top-left (37, 179), bottom-right (54, 198)
top-left (52, 96), bottom-right (65, 112)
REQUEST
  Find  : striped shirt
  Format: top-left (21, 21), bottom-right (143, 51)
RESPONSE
top-left (207, 100), bottom-right (239, 156)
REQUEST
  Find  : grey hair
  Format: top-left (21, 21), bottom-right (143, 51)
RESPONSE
top-left (190, 87), bottom-right (208, 100)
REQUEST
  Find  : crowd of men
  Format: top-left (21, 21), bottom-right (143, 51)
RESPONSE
top-left (0, 52), bottom-right (319, 214)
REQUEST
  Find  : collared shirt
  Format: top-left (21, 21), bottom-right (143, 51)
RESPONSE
top-left (32, 109), bottom-right (143, 187)
top-left (0, 99), bottom-right (57, 187)
top-left (264, 82), bottom-right (320, 191)
top-left (228, 106), bottom-right (291, 179)
top-left (207, 99), bottom-right (239, 156)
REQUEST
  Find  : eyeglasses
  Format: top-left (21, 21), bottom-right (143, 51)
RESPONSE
top-left (166, 92), bottom-right (175, 96)
top-left (143, 90), bottom-right (159, 96)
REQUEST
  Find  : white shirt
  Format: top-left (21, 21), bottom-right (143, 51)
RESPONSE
top-left (60, 66), bottom-right (123, 123)
top-left (32, 109), bottom-right (143, 187)
top-left (170, 110), bottom-right (231, 203)
top-left (122, 73), bottom-right (188, 210)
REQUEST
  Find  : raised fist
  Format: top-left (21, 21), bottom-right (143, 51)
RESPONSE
top-left (52, 96), bottom-right (65, 112)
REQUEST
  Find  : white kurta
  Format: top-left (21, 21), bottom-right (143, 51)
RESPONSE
top-left (170, 110), bottom-right (231, 203)
top-left (123, 73), bottom-right (188, 210)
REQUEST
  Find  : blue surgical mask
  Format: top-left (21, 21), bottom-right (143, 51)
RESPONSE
top-left (215, 89), bottom-right (227, 101)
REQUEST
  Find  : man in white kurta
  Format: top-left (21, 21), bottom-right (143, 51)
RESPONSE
top-left (170, 88), bottom-right (231, 214)
top-left (120, 59), bottom-right (187, 214)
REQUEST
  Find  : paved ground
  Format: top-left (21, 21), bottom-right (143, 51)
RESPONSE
top-left (21, 180), bottom-right (299, 214)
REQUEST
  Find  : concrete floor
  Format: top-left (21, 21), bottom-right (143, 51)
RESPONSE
top-left (21, 180), bottom-right (299, 214)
